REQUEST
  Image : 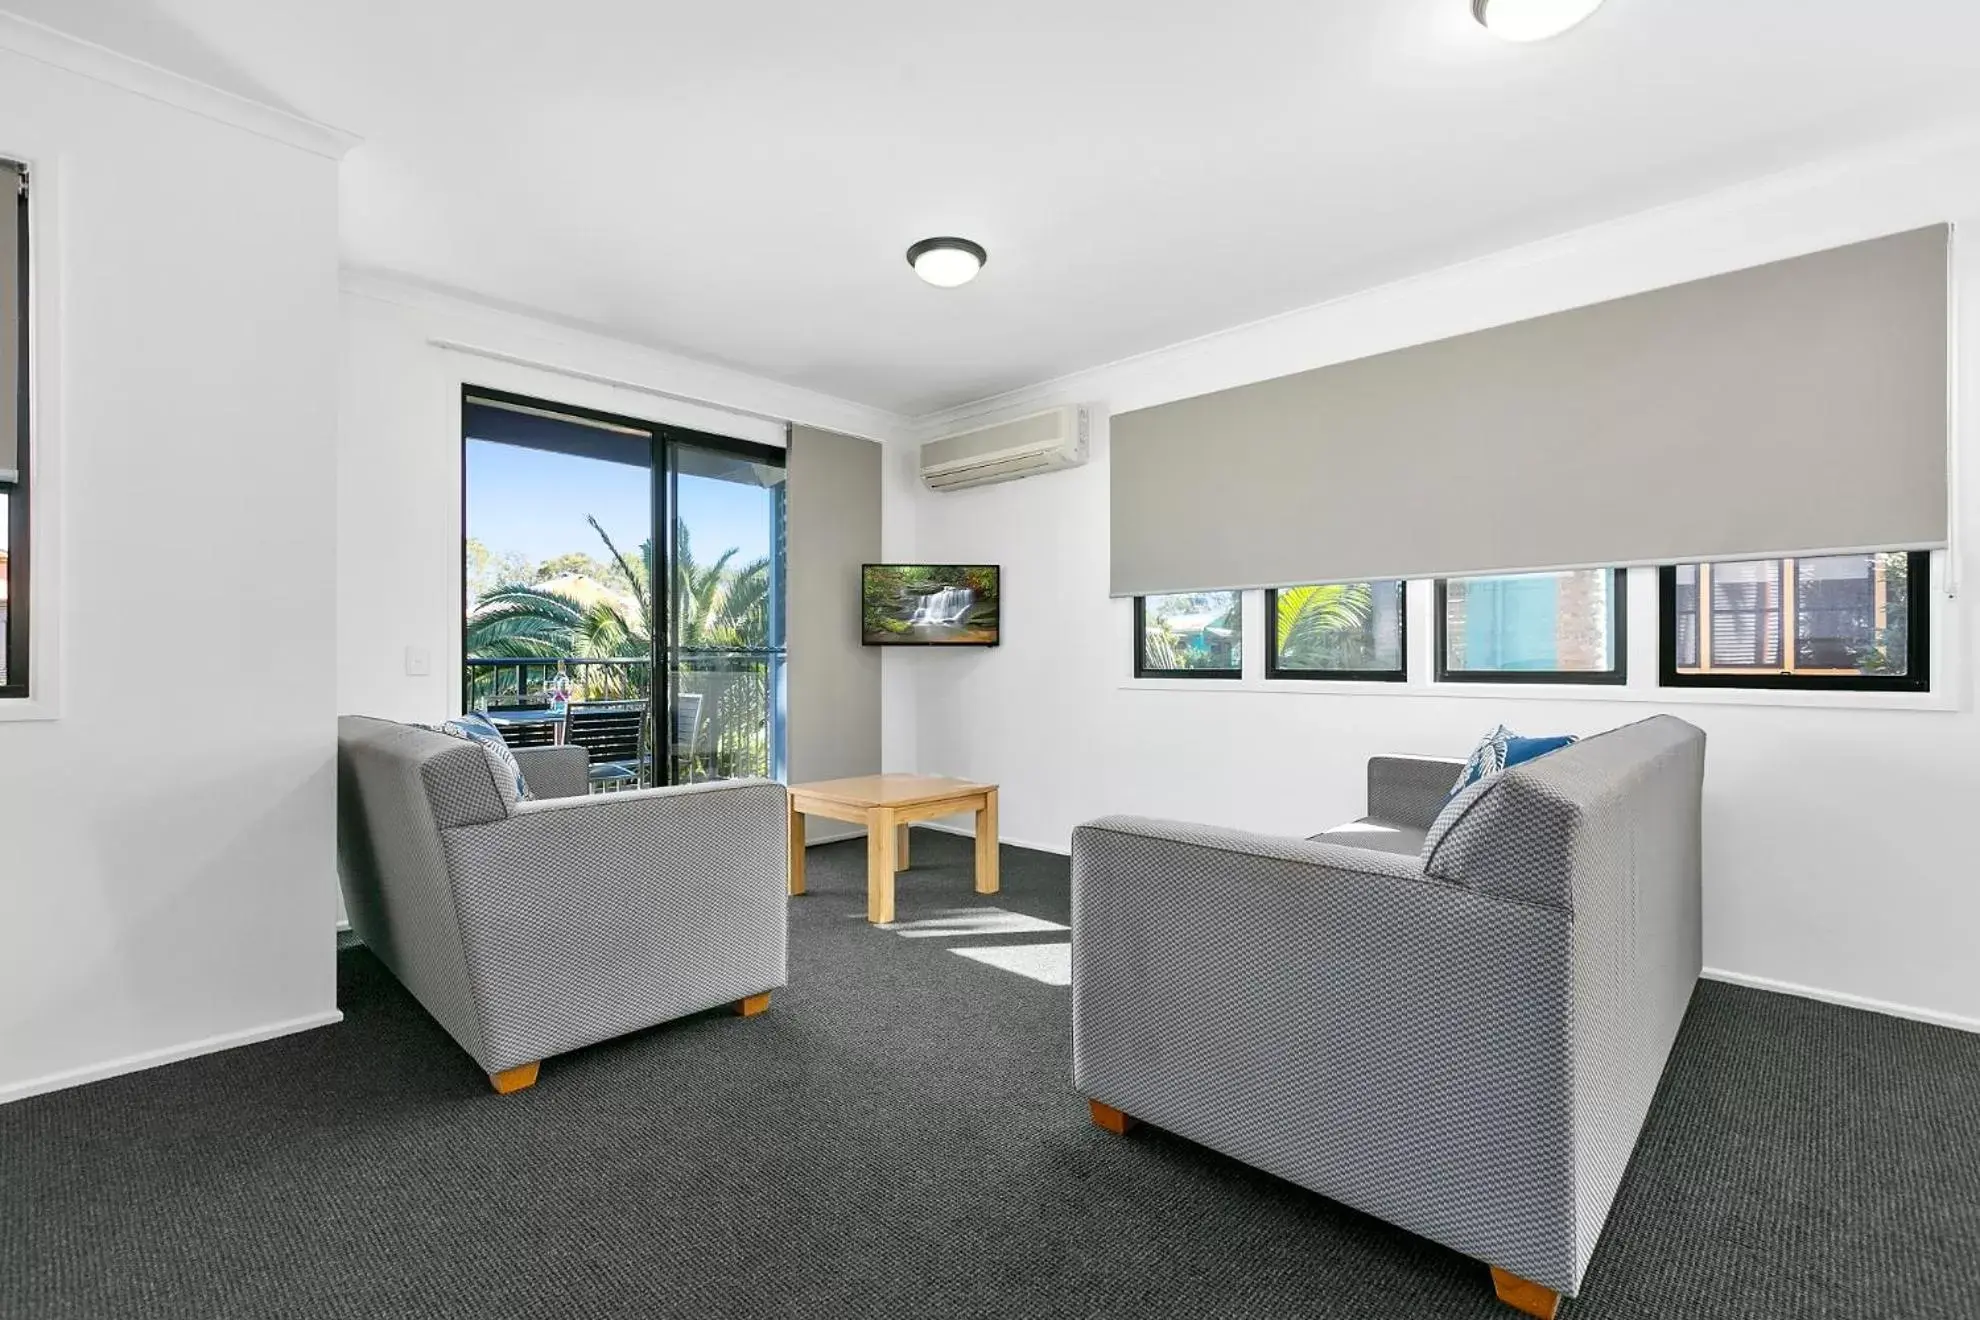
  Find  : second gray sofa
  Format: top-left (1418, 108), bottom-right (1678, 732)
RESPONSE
top-left (1069, 715), bottom-right (1706, 1318)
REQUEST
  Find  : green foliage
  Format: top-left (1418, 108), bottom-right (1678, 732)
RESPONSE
top-left (465, 518), bottom-right (778, 777)
top-left (1275, 583), bottom-right (1376, 669)
top-left (464, 537), bottom-right (534, 606)
top-left (1142, 592), bottom-right (1241, 670)
top-left (535, 551), bottom-right (631, 594)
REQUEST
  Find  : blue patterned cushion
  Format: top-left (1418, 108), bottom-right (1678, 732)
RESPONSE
top-left (1449, 724), bottom-right (1517, 799)
top-left (1504, 734), bottom-right (1577, 770)
top-left (428, 713), bottom-right (531, 807)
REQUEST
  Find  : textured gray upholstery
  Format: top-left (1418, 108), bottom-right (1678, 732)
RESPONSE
top-left (1306, 817), bottom-right (1428, 856)
top-left (512, 745), bottom-right (590, 800)
top-left (1366, 755), bottom-right (1463, 832)
top-left (1070, 715), bottom-right (1705, 1297)
top-left (337, 716), bottom-right (788, 1076)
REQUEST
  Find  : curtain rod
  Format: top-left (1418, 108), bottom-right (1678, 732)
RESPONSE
top-left (428, 337), bottom-right (794, 428)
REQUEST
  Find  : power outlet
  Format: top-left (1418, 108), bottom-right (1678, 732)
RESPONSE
top-left (404, 645), bottom-right (432, 677)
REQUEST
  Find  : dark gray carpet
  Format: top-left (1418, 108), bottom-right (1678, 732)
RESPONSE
top-left (4, 832), bottom-right (1977, 1319)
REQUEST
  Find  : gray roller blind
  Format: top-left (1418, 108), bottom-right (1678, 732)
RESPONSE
top-left (1, 162), bottom-right (19, 486)
top-left (1110, 225), bottom-right (1949, 596)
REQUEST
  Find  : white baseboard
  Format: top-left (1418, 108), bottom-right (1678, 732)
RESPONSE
top-left (0, 1009), bottom-right (345, 1106)
top-left (1703, 967), bottom-right (1979, 1035)
top-left (915, 820), bottom-right (1071, 857)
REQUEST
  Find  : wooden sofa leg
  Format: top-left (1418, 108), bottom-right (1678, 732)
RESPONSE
top-left (1088, 1099), bottom-right (1138, 1135)
top-left (488, 1061), bottom-right (540, 1095)
top-left (1489, 1266), bottom-right (1560, 1319)
top-left (735, 991), bottom-right (773, 1017)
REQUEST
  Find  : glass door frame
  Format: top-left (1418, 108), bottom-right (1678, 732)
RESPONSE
top-left (459, 383), bottom-right (788, 787)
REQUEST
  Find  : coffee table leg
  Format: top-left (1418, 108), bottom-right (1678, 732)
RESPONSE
top-left (787, 800), bottom-right (806, 896)
top-left (868, 807), bottom-right (898, 923)
top-left (975, 789), bottom-right (999, 895)
top-left (896, 823), bottom-right (910, 871)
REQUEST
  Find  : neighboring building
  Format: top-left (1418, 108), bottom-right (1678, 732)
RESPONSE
top-left (1445, 570), bottom-right (1612, 673)
top-left (1672, 553), bottom-right (1902, 675)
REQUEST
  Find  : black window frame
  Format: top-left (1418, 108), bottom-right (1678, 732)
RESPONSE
top-left (1132, 592), bottom-right (1242, 679)
top-left (458, 384), bottom-right (790, 782)
top-left (1434, 569), bottom-right (1628, 686)
top-left (1, 164), bottom-right (28, 702)
top-left (1263, 582), bottom-right (1408, 682)
top-left (1658, 552), bottom-right (1930, 693)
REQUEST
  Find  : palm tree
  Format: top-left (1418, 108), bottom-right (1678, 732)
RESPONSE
top-left (669, 521), bottom-right (770, 651)
top-left (467, 518), bottom-right (772, 659)
top-left (1275, 583), bottom-right (1375, 668)
top-left (465, 517), bottom-right (777, 775)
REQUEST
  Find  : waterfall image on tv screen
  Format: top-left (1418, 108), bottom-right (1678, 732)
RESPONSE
top-left (862, 564), bottom-right (1000, 646)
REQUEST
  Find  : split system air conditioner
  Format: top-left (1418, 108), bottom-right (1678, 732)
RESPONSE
top-left (919, 405), bottom-right (1094, 492)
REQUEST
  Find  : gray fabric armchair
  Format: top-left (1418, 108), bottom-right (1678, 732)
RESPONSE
top-left (1070, 715), bottom-right (1705, 1318)
top-left (336, 715), bottom-right (787, 1094)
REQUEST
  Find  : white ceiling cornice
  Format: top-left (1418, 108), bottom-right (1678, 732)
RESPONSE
top-left (341, 267), bottom-right (915, 445)
top-left (909, 115), bottom-right (1980, 442)
top-left (0, 9), bottom-right (358, 159)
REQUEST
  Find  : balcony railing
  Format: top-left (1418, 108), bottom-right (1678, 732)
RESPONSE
top-left (464, 651), bottom-right (783, 782)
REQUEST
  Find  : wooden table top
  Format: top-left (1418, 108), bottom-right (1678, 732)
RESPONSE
top-left (788, 774), bottom-right (995, 809)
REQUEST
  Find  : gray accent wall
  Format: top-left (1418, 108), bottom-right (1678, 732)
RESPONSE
top-left (1110, 225), bottom-right (1950, 595)
top-left (786, 424), bottom-right (882, 841)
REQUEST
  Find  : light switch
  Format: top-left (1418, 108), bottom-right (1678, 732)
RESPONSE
top-left (404, 645), bottom-right (432, 677)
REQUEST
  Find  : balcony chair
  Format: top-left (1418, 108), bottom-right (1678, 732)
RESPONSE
top-left (670, 690), bottom-right (706, 782)
top-left (485, 708), bottom-right (559, 749)
top-left (563, 701), bottom-right (646, 790)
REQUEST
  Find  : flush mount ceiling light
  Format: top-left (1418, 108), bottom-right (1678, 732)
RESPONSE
top-left (906, 237), bottom-right (988, 288)
top-left (1472, 0), bottom-right (1605, 42)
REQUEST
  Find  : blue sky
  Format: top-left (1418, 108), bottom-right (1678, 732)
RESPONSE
top-left (466, 439), bottom-right (774, 570)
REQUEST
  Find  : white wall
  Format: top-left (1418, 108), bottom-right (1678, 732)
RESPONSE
top-left (336, 276), bottom-right (904, 726)
top-left (887, 121), bottom-right (1980, 1032)
top-left (0, 48), bottom-right (344, 1099)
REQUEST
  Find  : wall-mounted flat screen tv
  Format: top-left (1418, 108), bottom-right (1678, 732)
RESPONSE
top-left (862, 564), bottom-right (1000, 647)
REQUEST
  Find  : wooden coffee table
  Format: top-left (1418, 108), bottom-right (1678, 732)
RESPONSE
top-left (786, 774), bottom-right (999, 924)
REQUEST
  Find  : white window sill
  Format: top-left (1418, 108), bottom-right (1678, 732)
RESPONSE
top-left (0, 696), bottom-right (62, 723)
top-left (1119, 677), bottom-right (1959, 713)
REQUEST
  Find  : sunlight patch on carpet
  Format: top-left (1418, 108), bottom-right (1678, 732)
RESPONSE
top-left (950, 942), bottom-right (1072, 986)
top-left (876, 908), bottom-right (1068, 939)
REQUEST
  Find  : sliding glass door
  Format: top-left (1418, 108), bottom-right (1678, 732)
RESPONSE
top-left (666, 438), bottom-right (786, 782)
top-left (462, 388), bottom-right (786, 788)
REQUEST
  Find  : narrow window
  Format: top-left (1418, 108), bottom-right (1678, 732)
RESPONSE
top-left (1134, 592), bottom-right (1242, 678)
top-left (1660, 552), bottom-right (1928, 692)
top-left (1436, 569), bottom-right (1625, 684)
top-left (1266, 581), bottom-right (1406, 681)
top-left (1, 160), bottom-right (28, 700)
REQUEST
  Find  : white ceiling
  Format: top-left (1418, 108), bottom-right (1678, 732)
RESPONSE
top-left (16, 1), bottom-right (1980, 414)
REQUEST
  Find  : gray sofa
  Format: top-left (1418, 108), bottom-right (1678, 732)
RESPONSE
top-left (336, 715), bottom-right (788, 1094)
top-left (1070, 715), bottom-right (1705, 1318)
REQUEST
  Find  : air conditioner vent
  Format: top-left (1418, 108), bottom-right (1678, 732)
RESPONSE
top-left (920, 405), bottom-right (1094, 492)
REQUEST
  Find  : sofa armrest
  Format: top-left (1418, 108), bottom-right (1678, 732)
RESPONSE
top-left (1072, 814), bottom-right (1429, 888)
top-left (1367, 755), bottom-right (1463, 831)
top-left (439, 778), bottom-right (789, 1070)
top-left (512, 745), bottom-right (590, 800)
